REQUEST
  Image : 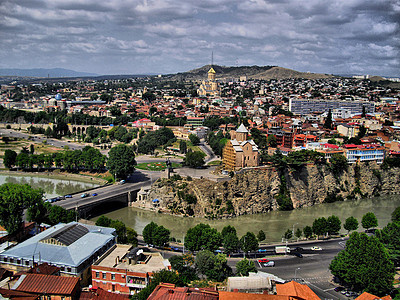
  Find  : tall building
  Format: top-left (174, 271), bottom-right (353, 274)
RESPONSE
top-left (222, 124), bottom-right (259, 171)
top-left (289, 99), bottom-right (375, 116)
top-left (198, 67), bottom-right (220, 97)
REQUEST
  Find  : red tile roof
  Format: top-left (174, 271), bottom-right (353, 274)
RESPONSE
top-left (275, 281), bottom-right (320, 300)
top-left (148, 283), bottom-right (219, 300)
top-left (79, 287), bottom-right (130, 300)
top-left (0, 287), bottom-right (39, 300)
top-left (355, 292), bottom-right (392, 300)
top-left (14, 274), bottom-right (79, 296)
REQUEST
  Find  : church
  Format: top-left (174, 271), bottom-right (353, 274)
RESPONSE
top-left (197, 67), bottom-right (220, 97)
top-left (222, 124), bottom-right (260, 171)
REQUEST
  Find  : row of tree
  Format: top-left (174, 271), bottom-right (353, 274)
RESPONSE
top-left (95, 216), bottom-right (137, 245)
top-left (329, 206), bottom-right (400, 296)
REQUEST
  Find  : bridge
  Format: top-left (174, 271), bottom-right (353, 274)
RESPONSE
top-left (55, 170), bottom-right (160, 218)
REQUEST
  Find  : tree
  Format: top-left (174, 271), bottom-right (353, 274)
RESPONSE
top-left (3, 149), bottom-right (17, 169)
top-left (344, 216), bottom-right (359, 234)
top-left (107, 144), bottom-right (136, 179)
top-left (179, 140), bottom-right (187, 154)
top-left (283, 229), bottom-right (293, 240)
top-left (183, 151), bottom-right (205, 168)
top-left (169, 255), bottom-right (197, 285)
top-left (0, 184), bottom-right (44, 235)
top-left (126, 227), bottom-right (138, 246)
top-left (95, 215), bottom-right (112, 227)
top-left (303, 226), bottom-right (313, 239)
top-left (376, 222), bottom-right (400, 265)
top-left (391, 206), bottom-right (400, 223)
top-left (153, 225), bottom-right (170, 247)
top-left (330, 232), bottom-right (394, 295)
top-left (327, 215), bottom-right (341, 236)
top-left (189, 134), bottom-right (200, 146)
top-left (257, 230), bottom-right (266, 242)
top-left (324, 109), bottom-right (332, 129)
top-left (184, 223), bottom-right (222, 252)
top-left (295, 228), bottom-right (302, 239)
top-left (240, 232), bottom-right (259, 254)
top-left (330, 154), bottom-right (348, 176)
top-left (195, 250), bottom-right (215, 278)
top-left (143, 221), bottom-right (158, 245)
top-left (221, 225), bottom-right (237, 238)
top-left (236, 258), bottom-right (257, 276)
top-left (361, 212), bottom-right (378, 230)
top-left (223, 232), bottom-right (240, 255)
top-left (267, 134), bottom-right (277, 148)
top-left (313, 217), bottom-right (328, 237)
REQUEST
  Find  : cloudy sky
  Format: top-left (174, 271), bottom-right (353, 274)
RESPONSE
top-left (0, 0), bottom-right (399, 76)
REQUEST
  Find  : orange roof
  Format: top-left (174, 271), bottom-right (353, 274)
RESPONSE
top-left (219, 291), bottom-right (290, 300)
top-left (276, 281), bottom-right (320, 300)
top-left (355, 292), bottom-right (392, 300)
top-left (148, 283), bottom-right (218, 300)
top-left (15, 274), bottom-right (79, 296)
top-left (80, 287), bottom-right (130, 300)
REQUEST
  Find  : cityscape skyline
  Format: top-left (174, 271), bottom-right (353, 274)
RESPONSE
top-left (0, 0), bottom-right (399, 77)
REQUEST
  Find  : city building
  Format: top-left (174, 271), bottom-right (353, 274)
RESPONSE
top-left (91, 245), bottom-right (170, 296)
top-left (343, 144), bottom-right (385, 164)
top-left (0, 222), bottom-right (116, 285)
top-left (289, 99), bottom-right (375, 116)
top-left (222, 124), bottom-right (259, 171)
top-left (198, 68), bottom-right (220, 97)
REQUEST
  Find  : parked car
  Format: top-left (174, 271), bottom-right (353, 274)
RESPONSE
top-left (257, 248), bottom-right (267, 252)
top-left (119, 180), bottom-right (126, 185)
top-left (334, 287), bottom-right (345, 292)
top-left (92, 193), bottom-right (98, 197)
top-left (293, 247), bottom-right (304, 252)
top-left (56, 196), bottom-right (65, 201)
top-left (258, 258), bottom-right (269, 263)
top-left (311, 246), bottom-right (322, 251)
top-left (65, 195), bottom-right (72, 198)
top-left (263, 261), bottom-right (275, 267)
top-left (81, 193), bottom-right (89, 198)
top-left (292, 251), bottom-right (303, 258)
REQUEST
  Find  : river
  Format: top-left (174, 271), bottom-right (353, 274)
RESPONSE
top-left (0, 174), bottom-right (99, 199)
top-left (91, 194), bottom-right (400, 243)
top-left (2, 173), bottom-right (398, 243)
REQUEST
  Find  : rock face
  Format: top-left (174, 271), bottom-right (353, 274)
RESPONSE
top-left (147, 163), bottom-right (400, 219)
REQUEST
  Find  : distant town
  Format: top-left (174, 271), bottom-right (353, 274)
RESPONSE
top-left (0, 66), bottom-right (399, 300)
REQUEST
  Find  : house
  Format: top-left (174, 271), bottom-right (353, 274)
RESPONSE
top-left (91, 245), bottom-right (170, 296)
top-left (275, 281), bottom-right (320, 300)
top-left (11, 273), bottom-right (80, 300)
top-left (355, 292), bottom-right (392, 300)
top-left (0, 222), bottom-right (116, 285)
top-left (79, 287), bottom-right (130, 300)
top-left (147, 282), bottom-right (219, 300)
top-left (222, 124), bottom-right (259, 171)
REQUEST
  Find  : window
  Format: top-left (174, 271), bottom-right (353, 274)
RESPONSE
top-left (3, 258), bottom-right (7, 262)
top-left (17, 260), bottom-right (21, 265)
top-left (96, 272), bottom-right (99, 278)
top-left (111, 274), bottom-right (115, 280)
top-left (67, 267), bottom-right (71, 273)
top-left (102, 273), bottom-right (106, 279)
top-left (25, 261), bottom-right (29, 266)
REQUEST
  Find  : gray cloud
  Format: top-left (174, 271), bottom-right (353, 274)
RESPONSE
top-left (0, 0), bottom-right (398, 76)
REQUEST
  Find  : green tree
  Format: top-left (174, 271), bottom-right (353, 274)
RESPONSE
top-left (236, 258), bottom-right (257, 276)
top-left (107, 144), bottom-right (136, 179)
top-left (189, 134), bottom-right (200, 146)
top-left (126, 227), bottom-right (138, 246)
top-left (0, 184), bottom-right (44, 235)
top-left (327, 215), bottom-right (341, 236)
top-left (257, 230), bottom-right (266, 242)
top-left (95, 215), bottom-right (112, 227)
top-left (184, 223), bottom-right (222, 252)
top-left (313, 217), bottom-right (328, 237)
top-left (183, 151), bottom-right (205, 168)
top-left (376, 222), bottom-right (400, 265)
top-left (330, 232), bottom-right (394, 295)
top-left (223, 232), bottom-right (240, 255)
top-left (153, 225), bottom-right (170, 247)
top-left (169, 255), bottom-right (197, 285)
top-left (330, 153), bottom-right (348, 176)
top-left (195, 250), bottom-right (215, 278)
top-left (206, 253), bottom-right (232, 281)
top-left (240, 232), bottom-right (259, 254)
top-left (295, 228), bottom-right (302, 239)
top-left (391, 206), bottom-right (400, 222)
top-left (324, 109), bottom-right (332, 129)
top-left (361, 212), bottom-right (378, 230)
top-left (3, 149), bottom-right (17, 169)
top-left (267, 134), bottom-right (277, 148)
top-left (303, 225), bottom-right (313, 239)
top-left (143, 221), bottom-right (158, 245)
top-left (47, 205), bottom-right (76, 225)
top-left (283, 229), bottom-right (293, 240)
top-left (221, 225), bottom-right (237, 238)
top-left (344, 216), bottom-right (359, 234)
top-left (179, 140), bottom-right (187, 154)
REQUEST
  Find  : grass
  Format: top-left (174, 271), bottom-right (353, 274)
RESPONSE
top-left (207, 160), bottom-right (222, 166)
top-left (136, 162), bottom-right (182, 171)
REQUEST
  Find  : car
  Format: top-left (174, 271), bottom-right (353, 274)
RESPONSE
top-left (258, 258), bottom-right (269, 263)
top-left (92, 193), bottom-right (98, 197)
top-left (292, 251), bottom-right (303, 258)
top-left (334, 287), bottom-right (345, 292)
top-left (56, 196), bottom-right (65, 201)
top-left (81, 193), bottom-right (89, 198)
top-left (293, 247), bottom-right (303, 252)
top-left (65, 195), bottom-right (72, 198)
top-left (263, 261), bottom-right (275, 267)
top-left (311, 246), bottom-right (322, 251)
top-left (171, 247), bottom-right (181, 252)
top-left (257, 248), bottom-right (267, 252)
top-left (119, 180), bottom-right (126, 185)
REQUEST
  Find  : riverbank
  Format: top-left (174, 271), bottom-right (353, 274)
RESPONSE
top-left (0, 169), bottom-right (108, 185)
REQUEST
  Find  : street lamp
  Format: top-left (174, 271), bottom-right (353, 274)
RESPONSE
top-left (292, 223), bottom-right (298, 236)
top-left (294, 267), bottom-right (300, 281)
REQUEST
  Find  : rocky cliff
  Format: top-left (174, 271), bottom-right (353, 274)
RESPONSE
top-left (147, 162), bottom-right (400, 219)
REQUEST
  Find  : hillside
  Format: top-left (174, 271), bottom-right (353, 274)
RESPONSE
top-left (0, 68), bottom-right (98, 78)
top-left (168, 65), bottom-right (333, 81)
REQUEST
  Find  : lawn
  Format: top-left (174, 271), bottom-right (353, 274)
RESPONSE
top-left (207, 160), bottom-right (222, 166)
top-left (136, 161), bottom-right (182, 171)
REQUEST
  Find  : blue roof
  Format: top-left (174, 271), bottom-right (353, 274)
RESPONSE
top-left (152, 199), bottom-right (159, 203)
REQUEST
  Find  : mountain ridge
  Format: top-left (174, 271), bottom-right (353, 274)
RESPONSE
top-left (0, 68), bottom-right (98, 78)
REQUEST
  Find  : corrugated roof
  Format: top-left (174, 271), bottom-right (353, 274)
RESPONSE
top-left (148, 283), bottom-right (218, 300)
top-left (79, 287), bottom-right (130, 300)
top-left (219, 291), bottom-right (289, 300)
top-left (14, 274), bottom-right (79, 295)
top-left (42, 223), bottom-right (89, 246)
